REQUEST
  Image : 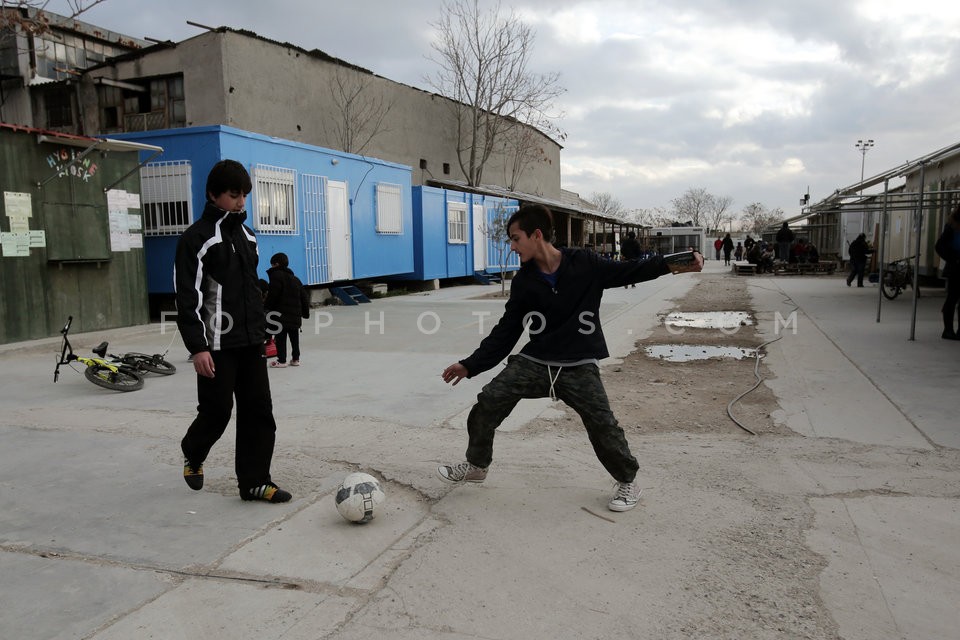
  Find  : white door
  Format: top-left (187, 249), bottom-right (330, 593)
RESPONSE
top-left (326, 180), bottom-right (352, 281)
top-left (473, 203), bottom-right (487, 272)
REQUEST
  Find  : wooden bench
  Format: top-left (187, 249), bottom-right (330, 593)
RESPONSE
top-left (773, 261), bottom-right (837, 276)
top-left (733, 263), bottom-right (757, 276)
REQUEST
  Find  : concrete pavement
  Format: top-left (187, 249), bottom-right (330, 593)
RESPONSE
top-left (1, 261), bottom-right (958, 639)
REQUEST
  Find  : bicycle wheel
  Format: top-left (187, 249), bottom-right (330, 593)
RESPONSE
top-left (881, 271), bottom-right (901, 300)
top-left (84, 363), bottom-right (144, 391)
top-left (122, 352), bottom-right (177, 375)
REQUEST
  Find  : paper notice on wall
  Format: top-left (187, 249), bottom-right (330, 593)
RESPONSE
top-left (8, 215), bottom-right (29, 232)
top-left (3, 191), bottom-right (32, 218)
top-left (106, 189), bottom-right (127, 213)
top-left (127, 214), bottom-right (142, 230)
top-left (110, 230), bottom-right (130, 252)
top-left (126, 192), bottom-right (141, 209)
top-left (128, 233), bottom-right (143, 248)
top-left (28, 230), bottom-right (46, 248)
top-left (1, 231), bottom-right (31, 257)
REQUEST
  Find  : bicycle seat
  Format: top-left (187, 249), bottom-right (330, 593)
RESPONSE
top-left (92, 341), bottom-right (109, 357)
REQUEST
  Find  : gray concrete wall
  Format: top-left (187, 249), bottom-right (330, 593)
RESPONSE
top-left (78, 34), bottom-right (227, 134)
top-left (78, 30), bottom-right (561, 200)
top-left (216, 32), bottom-right (561, 198)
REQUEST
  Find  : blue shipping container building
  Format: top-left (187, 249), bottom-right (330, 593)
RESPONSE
top-left (406, 185), bottom-right (520, 281)
top-left (111, 125), bottom-right (414, 295)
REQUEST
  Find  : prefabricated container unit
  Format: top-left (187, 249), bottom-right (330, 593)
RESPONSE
top-left (406, 185), bottom-right (520, 281)
top-left (109, 125), bottom-right (414, 298)
top-left (0, 124), bottom-right (150, 343)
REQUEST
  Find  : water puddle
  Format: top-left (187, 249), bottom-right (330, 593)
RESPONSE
top-left (663, 311), bottom-right (753, 330)
top-left (644, 344), bottom-right (758, 362)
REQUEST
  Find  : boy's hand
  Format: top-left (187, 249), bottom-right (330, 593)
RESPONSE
top-left (192, 351), bottom-right (215, 378)
top-left (672, 251), bottom-right (704, 274)
top-left (442, 363), bottom-right (468, 386)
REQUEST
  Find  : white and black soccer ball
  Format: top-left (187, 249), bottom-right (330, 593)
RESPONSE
top-left (335, 472), bottom-right (385, 523)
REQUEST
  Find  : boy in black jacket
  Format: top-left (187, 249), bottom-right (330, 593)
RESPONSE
top-left (174, 160), bottom-right (291, 503)
top-left (438, 204), bottom-right (703, 511)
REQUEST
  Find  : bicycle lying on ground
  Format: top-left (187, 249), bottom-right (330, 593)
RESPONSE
top-left (881, 256), bottom-right (919, 300)
top-left (53, 316), bottom-right (176, 391)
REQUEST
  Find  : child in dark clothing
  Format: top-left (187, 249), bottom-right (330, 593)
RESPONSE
top-left (437, 204), bottom-right (703, 512)
top-left (264, 252), bottom-right (307, 367)
top-left (174, 160), bottom-right (291, 503)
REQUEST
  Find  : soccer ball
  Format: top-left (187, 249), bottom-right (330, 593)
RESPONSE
top-left (335, 472), bottom-right (385, 523)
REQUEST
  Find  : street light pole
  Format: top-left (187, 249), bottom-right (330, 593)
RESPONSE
top-left (855, 138), bottom-right (874, 195)
top-left (854, 138), bottom-right (875, 239)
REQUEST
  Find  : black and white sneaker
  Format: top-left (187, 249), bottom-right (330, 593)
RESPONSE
top-left (608, 481), bottom-right (642, 512)
top-left (437, 461), bottom-right (488, 483)
top-left (241, 483), bottom-right (292, 503)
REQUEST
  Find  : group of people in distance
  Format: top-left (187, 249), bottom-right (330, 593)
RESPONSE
top-left (173, 159), bottom-right (705, 512)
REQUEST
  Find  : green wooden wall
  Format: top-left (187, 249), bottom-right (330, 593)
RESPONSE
top-left (0, 128), bottom-right (149, 344)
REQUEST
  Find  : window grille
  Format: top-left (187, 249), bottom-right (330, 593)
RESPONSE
top-left (253, 165), bottom-right (297, 234)
top-left (447, 202), bottom-right (468, 244)
top-left (375, 182), bottom-right (403, 234)
top-left (140, 160), bottom-right (193, 236)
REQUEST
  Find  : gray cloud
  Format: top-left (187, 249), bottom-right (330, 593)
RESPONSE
top-left (61, 0), bottom-right (960, 218)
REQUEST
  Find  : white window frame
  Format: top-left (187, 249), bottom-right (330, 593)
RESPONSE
top-left (447, 202), bottom-right (468, 244)
top-left (375, 182), bottom-right (403, 234)
top-left (252, 164), bottom-right (297, 234)
top-left (140, 160), bottom-right (193, 236)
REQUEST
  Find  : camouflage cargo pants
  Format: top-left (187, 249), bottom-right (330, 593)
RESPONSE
top-left (465, 355), bottom-right (639, 482)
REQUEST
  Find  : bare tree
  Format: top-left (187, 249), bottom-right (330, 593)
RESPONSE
top-left (500, 105), bottom-right (565, 191)
top-left (706, 195), bottom-right (734, 233)
top-left (634, 206), bottom-right (672, 227)
top-left (427, 0), bottom-right (564, 187)
top-left (479, 200), bottom-right (513, 296)
top-left (589, 191), bottom-right (626, 219)
top-left (1, 1), bottom-right (108, 32)
top-left (739, 202), bottom-right (784, 235)
top-left (670, 187), bottom-right (714, 226)
top-left (324, 65), bottom-right (394, 155)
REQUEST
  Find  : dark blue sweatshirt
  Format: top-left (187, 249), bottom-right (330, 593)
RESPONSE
top-left (460, 248), bottom-right (671, 377)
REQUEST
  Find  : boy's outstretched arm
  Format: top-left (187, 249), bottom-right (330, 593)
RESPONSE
top-left (442, 362), bottom-right (469, 386)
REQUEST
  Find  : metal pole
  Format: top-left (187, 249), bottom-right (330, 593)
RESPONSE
top-left (909, 164), bottom-right (925, 340)
top-left (876, 179), bottom-right (890, 323)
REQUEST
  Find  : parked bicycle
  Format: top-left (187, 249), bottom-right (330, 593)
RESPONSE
top-left (881, 256), bottom-right (918, 300)
top-left (54, 316), bottom-right (178, 392)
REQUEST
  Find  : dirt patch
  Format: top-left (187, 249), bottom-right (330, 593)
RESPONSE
top-left (606, 273), bottom-right (789, 436)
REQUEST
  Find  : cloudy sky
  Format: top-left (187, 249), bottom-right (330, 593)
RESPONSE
top-left (50, 0), bottom-right (960, 220)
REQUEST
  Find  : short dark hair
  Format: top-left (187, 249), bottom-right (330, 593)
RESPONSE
top-left (507, 204), bottom-right (553, 242)
top-left (270, 252), bottom-right (289, 267)
top-left (206, 160), bottom-right (252, 200)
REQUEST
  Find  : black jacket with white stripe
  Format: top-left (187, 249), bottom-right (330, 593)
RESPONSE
top-left (174, 203), bottom-right (267, 354)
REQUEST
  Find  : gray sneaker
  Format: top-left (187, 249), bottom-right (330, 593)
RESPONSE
top-left (438, 461), bottom-right (488, 483)
top-left (608, 481), bottom-right (642, 512)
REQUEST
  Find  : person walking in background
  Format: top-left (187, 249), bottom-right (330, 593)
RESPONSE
top-left (734, 242), bottom-right (744, 262)
top-left (620, 230), bottom-right (641, 288)
top-left (714, 236), bottom-right (723, 260)
top-left (846, 233), bottom-right (871, 287)
top-left (722, 233), bottom-right (734, 265)
top-left (776, 222), bottom-right (794, 263)
top-left (935, 205), bottom-right (960, 340)
top-left (174, 159), bottom-right (291, 503)
top-left (264, 252), bottom-right (308, 367)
